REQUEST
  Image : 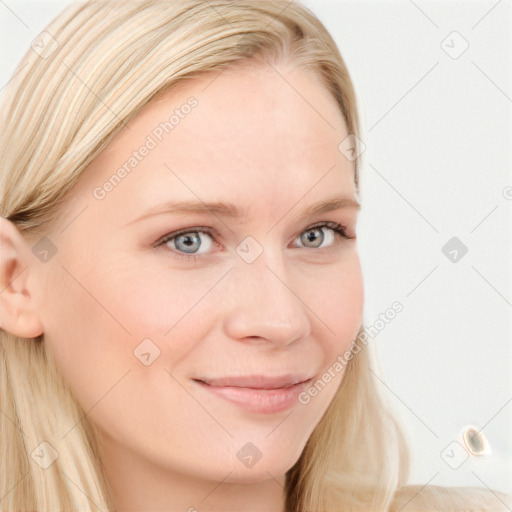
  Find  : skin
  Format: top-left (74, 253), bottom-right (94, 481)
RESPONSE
top-left (0, 59), bottom-right (364, 512)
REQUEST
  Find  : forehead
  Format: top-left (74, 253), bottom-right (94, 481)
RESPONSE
top-left (71, 61), bottom-right (356, 224)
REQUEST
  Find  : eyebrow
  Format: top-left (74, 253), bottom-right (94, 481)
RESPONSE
top-left (127, 195), bottom-right (360, 225)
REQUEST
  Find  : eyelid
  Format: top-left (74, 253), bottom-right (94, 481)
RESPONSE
top-left (153, 221), bottom-right (353, 258)
top-left (153, 226), bottom-right (219, 249)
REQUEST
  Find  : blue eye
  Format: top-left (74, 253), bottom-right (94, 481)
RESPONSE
top-left (154, 227), bottom-right (217, 262)
top-left (154, 222), bottom-right (352, 262)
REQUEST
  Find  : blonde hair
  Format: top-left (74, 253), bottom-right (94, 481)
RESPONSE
top-left (0, 1), bottom-right (509, 510)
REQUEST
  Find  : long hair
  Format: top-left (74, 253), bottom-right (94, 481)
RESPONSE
top-left (1, 1), bottom-right (508, 511)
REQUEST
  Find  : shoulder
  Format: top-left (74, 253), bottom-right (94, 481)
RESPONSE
top-left (389, 484), bottom-right (512, 512)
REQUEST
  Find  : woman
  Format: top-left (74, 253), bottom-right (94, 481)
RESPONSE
top-left (0, 1), bottom-right (510, 510)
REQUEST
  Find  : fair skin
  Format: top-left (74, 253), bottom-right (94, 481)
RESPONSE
top-left (0, 59), bottom-right (364, 511)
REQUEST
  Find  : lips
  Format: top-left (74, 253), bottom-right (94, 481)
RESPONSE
top-left (193, 374), bottom-right (314, 414)
top-left (194, 374), bottom-right (313, 389)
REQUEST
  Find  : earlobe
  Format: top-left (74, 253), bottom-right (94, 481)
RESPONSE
top-left (0, 217), bottom-right (44, 338)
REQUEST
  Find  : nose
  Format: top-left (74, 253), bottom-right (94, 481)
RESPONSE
top-left (221, 249), bottom-right (312, 347)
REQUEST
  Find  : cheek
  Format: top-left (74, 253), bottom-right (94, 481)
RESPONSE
top-left (293, 259), bottom-right (364, 418)
top-left (332, 259), bottom-right (364, 336)
top-left (303, 255), bottom-right (364, 349)
top-left (40, 262), bottom-right (150, 416)
top-left (100, 256), bottom-right (225, 333)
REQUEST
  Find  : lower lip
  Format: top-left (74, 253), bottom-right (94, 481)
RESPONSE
top-left (194, 380), bottom-right (311, 414)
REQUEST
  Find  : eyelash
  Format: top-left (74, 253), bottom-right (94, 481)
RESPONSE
top-left (154, 221), bottom-right (353, 263)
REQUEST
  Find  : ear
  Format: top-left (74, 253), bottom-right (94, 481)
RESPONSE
top-left (0, 217), bottom-right (44, 338)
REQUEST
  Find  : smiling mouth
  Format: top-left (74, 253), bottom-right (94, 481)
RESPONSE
top-left (193, 373), bottom-right (314, 389)
top-left (192, 375), bottom-right (314, 414)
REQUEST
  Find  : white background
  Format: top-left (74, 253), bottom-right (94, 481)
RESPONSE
top-left (1, 0), bottom-right (511, 496)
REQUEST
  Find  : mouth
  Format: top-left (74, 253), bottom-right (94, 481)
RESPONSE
top-left (192, 374), bottom-right (314, 414)
top-left (193, 374), bottom-right (313, 389)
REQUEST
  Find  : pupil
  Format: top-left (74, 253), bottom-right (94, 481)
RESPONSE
top-left (302, 228), bottom-right (323, 247)
top-left (177, 233), bottom-right (200, 253)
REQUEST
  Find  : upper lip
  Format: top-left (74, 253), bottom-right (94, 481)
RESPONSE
top-left (195, 374), bottom-right (314, 389)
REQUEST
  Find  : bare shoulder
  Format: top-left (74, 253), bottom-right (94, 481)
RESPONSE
top-left (389, 484), bottom-right (512, 512)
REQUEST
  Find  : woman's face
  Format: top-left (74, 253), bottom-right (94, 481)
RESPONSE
top-left (31, 60), bottom-right (364, 487)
